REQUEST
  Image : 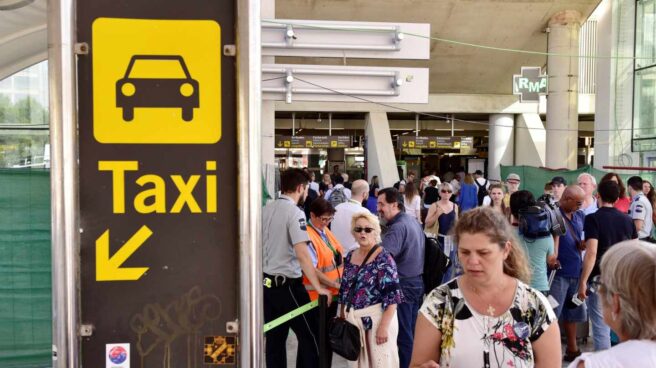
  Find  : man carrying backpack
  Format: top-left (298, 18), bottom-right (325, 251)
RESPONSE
top-left (473, 170), bottom-right (489, 206)
top-left (324, 174), bottom-right (351, 207)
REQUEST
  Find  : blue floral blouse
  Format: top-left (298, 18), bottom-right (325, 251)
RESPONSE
top-left (338, 248), bottom-right (404, 311)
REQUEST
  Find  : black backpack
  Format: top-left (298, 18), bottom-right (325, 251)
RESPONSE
top-left (475, 179), bottom-right (489, 206)
top-left (518, 202), bottom-right (566, 240)
top-left (423, 235), bottom-right (450, 294)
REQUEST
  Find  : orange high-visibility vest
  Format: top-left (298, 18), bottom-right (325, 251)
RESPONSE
top-left (303, 225), bottom-right (344, 301)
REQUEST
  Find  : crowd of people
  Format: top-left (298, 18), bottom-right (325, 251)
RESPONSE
top-left (262, 166), bottom-right (656, 368)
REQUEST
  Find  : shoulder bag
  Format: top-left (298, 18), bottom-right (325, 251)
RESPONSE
top-left (328, 245), bottom-right (379, 361)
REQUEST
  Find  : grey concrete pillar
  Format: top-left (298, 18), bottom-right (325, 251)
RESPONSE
top-left (488, 114), bottom-right (514, 181)
top-left (546, 10), bottom-right (581, 170)
top-left (515, 113), bottom-right (546, 167)
top-left (261, 1), bottom-right (276, 199)
top-left (365, 112), bottom-right (399, 188)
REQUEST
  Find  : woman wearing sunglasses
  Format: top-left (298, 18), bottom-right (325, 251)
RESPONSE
top-left (569, 240), bottom-right (656, 367)
top-left (302, 198), bottom-right (345, 366)
top-left (337, 211), bottom-right (403, 367)
top-left (424, 183), bottom-right (459, 242)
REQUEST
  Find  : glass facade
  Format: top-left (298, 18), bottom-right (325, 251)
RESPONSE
top-left (0, 61), bottom-right (49, 168)
top-left (634, 0), bottom-right (656, 151)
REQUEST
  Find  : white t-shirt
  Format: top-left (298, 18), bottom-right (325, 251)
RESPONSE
top-left (568, 340), bottom-right (656, 368)
top-left (308, 181), bottom-right (319, 193)
top-left (482, 195), bottom-right (492, 206)
top-left (324, 184), bottom-right (352, 201)
top-left (450, 179), bottom-right (460, 194)
top-left (475, 177), bottom-right (490, 191)
top-left (420, 279), bottom-right (556, 368)
top-left (331, 200), bottom-right (368, 254)
top-left (404, 195), bottom-right (422, 223)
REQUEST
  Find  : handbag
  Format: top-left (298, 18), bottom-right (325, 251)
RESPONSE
top-left (328, 245), bottom-right (379, 361)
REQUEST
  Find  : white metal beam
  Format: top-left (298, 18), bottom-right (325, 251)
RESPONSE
top-left (262, 19), bottom-right (429, 59)
top-left (263, 63), bottom-right (428, 103)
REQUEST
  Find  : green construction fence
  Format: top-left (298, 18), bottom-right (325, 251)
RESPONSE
top-left (0, 169), bottom-right (51, 368)
top-left (500, 165), bottom-right (656, 198)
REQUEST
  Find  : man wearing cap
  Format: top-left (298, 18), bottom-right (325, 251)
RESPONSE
top-left (551, 176), bottom-right (567, 202)
top-left (504, 173), bottom-right (521, 208)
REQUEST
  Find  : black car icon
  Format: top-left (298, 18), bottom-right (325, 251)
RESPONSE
top-left (116, 55), bottom-right (199, 122)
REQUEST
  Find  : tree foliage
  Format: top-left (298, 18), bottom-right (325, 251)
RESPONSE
top-left (0, 95), bottom-right (48, 125)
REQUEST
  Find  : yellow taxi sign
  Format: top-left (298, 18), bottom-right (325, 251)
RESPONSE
top-left (92, 18), bottom-right (221, 144)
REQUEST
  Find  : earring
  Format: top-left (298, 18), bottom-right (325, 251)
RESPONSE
top-left (611, 312), bottom-right (617, 321)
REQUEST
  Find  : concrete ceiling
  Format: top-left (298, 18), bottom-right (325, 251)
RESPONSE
top-left (0, 0), bottom-right (46, 80)
top-left (276, 0), bottom-right (601, 94)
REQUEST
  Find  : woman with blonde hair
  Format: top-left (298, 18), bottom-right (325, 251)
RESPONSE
top-left (425, 183), bottom-right (458, 237)
top-left (337, 212), bottom-right (404, 367)
top-left (411, 207), bottom-right (561, 368)
top-left (569, 240), bottom-right (656, 367)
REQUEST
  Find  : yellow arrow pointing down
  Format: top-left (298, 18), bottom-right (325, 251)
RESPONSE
top-left (96, 225), bottom-right (152, 281)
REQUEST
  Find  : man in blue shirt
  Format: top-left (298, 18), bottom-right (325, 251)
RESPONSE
top-left (377, 187), bottom-right (425, 368)
top-left (550, 185), bottom-right (587, 362)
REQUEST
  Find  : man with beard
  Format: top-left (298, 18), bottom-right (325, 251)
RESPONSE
top-left (262, 168), bottom-right (331, 367)
top-left (377, 187), bottom-right (425, 368)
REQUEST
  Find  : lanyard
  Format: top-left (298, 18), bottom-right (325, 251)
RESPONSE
top-left (308, 222), bottom-right (339, 258)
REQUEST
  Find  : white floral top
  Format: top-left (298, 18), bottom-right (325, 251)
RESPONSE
top-left (420, 278), bottom-right (556, 368)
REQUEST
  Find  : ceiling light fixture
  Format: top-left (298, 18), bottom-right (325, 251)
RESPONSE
top-left (0, 0), bottom-right (34, 11)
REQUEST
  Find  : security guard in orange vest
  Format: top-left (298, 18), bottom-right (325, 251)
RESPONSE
top-left (303, 198), bottom-right (344, 367)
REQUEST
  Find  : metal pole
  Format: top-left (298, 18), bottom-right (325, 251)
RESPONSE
top-left (451, 114), bottom-right (455, 137)
top-left (237, 0), bottom-right (263, 366)
top-left (319, 295), bottom-right (328, 368)
top-left (415, 113), bottom-right (419, 137)
top-left (292, 112), bottom-right (296, 136)
top-left (328, 112), bottom-right (332, 136)
top-left (48, 0), bottom-right (79, 366)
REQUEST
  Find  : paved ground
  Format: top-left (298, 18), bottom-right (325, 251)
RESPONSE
top-left (283, 330), bottom-right (594, 367)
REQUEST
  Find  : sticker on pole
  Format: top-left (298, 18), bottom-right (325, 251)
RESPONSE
top-left (106, 343), bottom-right (130, 368)
top-left (92, 18), bottom-right (222, 144)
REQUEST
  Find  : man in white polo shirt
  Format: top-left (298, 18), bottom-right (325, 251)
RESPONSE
top-left (627, 176), bottom-right (654, 242)
top-left (331, 179), bottom-right (369, 254)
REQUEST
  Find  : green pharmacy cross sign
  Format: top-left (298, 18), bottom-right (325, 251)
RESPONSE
top-left (512, 66), bottom-right (548, 103)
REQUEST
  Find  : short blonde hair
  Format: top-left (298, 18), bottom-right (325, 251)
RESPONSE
top-left (453, 207), bottom-right (531, 284)
top-left (351, 212), bottom-right (382, 243)
top-left (439, 182), bottom-right (454, 193)
top-left (600, 240), bottom-right (656, 340)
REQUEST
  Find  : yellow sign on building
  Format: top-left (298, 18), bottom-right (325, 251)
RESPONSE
top-left (92, 18), bottom-right (222, 144)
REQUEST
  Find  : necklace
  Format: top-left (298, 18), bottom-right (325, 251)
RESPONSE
top-left (469, 278), bottom-right (507, 317)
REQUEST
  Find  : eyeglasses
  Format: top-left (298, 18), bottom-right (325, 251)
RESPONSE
top-left (440, 190), bottom-right (452, 193)
top-left (319, 216), bottom-right (334, 223)
top-left (353, 227), bottom-right (375, 233)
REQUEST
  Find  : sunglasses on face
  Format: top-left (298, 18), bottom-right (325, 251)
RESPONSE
top-left (441, 190), bottom-right (452, 193)
top-left (353, 227), bottom-right (375, 233)
top-left (320, 216), bottom-right (334, 222)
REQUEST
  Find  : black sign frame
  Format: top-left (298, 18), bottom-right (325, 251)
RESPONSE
top-left (77, 1), bottom-right (238, 367)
